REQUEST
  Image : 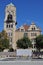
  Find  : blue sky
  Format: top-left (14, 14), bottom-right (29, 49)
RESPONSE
top-left (0, 0), bottom-right (43, 33)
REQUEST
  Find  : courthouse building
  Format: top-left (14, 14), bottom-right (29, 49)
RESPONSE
top-left (4, 3), bottom-right (41, 50)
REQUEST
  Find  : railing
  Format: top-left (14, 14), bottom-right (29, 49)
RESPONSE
top-left (0, 52), bottom-right (16, 57)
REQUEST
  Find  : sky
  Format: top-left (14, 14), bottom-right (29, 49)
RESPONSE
top-left (0, 0), bottom-right (43, 33)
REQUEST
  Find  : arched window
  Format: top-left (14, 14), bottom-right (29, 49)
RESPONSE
top-left (34, 27), bottom-right (35, 30)
top-left (7, 14), bottom-right (12, 20)
top-left (32, 27), bottom-right (35, 31)
top-left (6, 24), bottom-right (8, 28)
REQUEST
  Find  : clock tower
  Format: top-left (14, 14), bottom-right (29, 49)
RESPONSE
top-left (4, 3), bottom-right (17, 49)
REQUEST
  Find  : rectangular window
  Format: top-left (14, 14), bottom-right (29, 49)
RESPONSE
top-left (31, 33), bottom-right (37, 36)
top-left (8, 32), bottom-right (10, 36)
top-left (9, 38), bottom-right (12, 42)
top-left (11, 33), bottom-right (12, 36)
top-left (8, 32), bottom-right (12, 37)
top-left (24, 33), bottom-right (28, 37)
top-left (10, 38), bottom-right (12, 42)
top-left (11, 24), bottom-right (13, 28)
top-left (9, 25), bottom-right (10, 28)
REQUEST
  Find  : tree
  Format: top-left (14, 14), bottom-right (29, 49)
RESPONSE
top-left (0, 42), bottom-right (3, 52)
top-left (2, 38), bottom-right (9, 49)
top-left (0, 30), bottom-right (9, 51)
top-left (0, 33), bottom-right (4, 51)
top-left (16, 37), bottom-right (32, 49)
top-left (1, 30), bottom-right (8, 39)
top-left (35, 35), bottom-right (43, 52)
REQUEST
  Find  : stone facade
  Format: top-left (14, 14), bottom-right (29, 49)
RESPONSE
top-left (4, 3), bottom-right (41, 50)
top-left (15, 22), bottom-right (41, 42)
top-left (4, 3), bottom-right (16, 49)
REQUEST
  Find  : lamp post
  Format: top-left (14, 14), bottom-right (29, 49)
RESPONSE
top-left (32, 40), bottom-right (35, 50)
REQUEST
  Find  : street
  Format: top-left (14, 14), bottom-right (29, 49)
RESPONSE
top-left (0, 61), bottom-right (43, 65)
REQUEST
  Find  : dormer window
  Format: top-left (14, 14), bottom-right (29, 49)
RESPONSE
top-left (32, 28), bottom-right (33, 30)
top-left (34, 27), bottom-right (35, 30)
top-left (32, 27), bottom-right (35, 31)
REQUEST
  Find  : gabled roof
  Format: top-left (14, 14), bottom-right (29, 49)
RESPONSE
top-left (16, 28), bottom-right (20, 31)
top-left (23, 24), bottom-right (30, 31)
top-left (16, 24), bottom-right (30, 31)
top-left (16, 22), bottom-right (41, 32)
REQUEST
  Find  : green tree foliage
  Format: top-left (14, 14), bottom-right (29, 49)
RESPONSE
top-left (16, 37), bottom-right (32, 49)
top-left (2, 38), bottom-right (9, 49)
top-left (0, 30), bottom-right (9, 51)
top-left (35, 35), bottom-right (43, 51)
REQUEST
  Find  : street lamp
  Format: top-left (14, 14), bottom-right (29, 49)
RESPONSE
top-left (32, 40), bottom-right (35, 50)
